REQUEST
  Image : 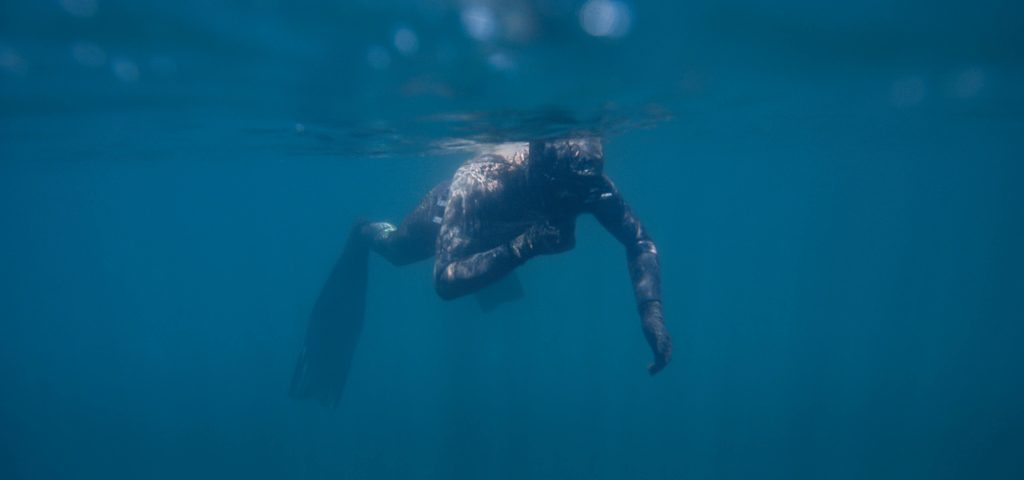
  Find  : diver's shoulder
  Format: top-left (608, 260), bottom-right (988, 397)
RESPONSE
top-left (452, 142), bottom-right (527, 186)
top-left (463, 142), bottom-right (529, 167)
top-left (486, 142), bottom-right (530, 163)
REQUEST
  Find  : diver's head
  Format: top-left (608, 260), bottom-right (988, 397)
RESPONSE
top-left (528, 137), bottom-right (605, 182)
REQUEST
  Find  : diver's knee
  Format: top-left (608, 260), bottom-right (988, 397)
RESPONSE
top-left (359, 221), bottom-right (396, 243)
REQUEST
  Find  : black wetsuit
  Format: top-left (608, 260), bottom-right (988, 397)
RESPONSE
top-left (361, 143), bottom-right (672, 373)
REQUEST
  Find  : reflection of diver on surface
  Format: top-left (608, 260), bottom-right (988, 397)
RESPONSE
top-left (290, 137), bottom-right (673, 408)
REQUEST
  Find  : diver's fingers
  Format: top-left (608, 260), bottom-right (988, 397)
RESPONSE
top-left (647, 361), bottom-right (667, 376)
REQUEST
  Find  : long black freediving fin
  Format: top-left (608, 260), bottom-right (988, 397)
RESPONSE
top-left (290, 224), bottom-right (369, 408)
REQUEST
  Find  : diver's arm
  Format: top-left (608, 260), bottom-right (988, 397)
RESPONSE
top-left (590, 176), bottom-right (672, 374)
top-left (433, 192), bottom-right (569, 300)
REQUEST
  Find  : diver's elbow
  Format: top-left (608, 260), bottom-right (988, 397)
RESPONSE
top-left (433, 267), bottom-right (463, 301)
top-left (628, 239), bottom-right (659, 258)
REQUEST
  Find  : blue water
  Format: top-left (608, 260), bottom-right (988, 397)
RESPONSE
top-left (2, 1), bottom-right (1023, 478)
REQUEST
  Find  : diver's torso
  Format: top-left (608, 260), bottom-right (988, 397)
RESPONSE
top-left (444, 150), bottom-right (603, 253)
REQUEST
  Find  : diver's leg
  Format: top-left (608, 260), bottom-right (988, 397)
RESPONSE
top-left (290, 181), bottom-right (449, 407)
top-left (362, 181), bottom-right (449, 266)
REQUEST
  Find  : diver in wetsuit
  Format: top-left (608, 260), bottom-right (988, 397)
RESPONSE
top-left (291, 137), bottom-right (672, 407)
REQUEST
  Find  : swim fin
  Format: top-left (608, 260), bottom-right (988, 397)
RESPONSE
top-left (290, 224), bottom-right (369, 408)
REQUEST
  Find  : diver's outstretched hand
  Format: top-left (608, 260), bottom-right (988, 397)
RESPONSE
top-left (648, 342), bottom-right (672, 376)
top-left (642, 301), bottom-right (672, 376)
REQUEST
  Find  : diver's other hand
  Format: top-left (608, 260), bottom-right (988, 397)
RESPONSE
top-left (641, 301), bottom-right (672, 376)
top-left (527, 221), bottom-right (575, 255)
top-left (648, 343), bottom-right (671, 375)
top-left (647, 333), bottom-right (672, 375)
top-left (510, 221), bottom-right (575, 259)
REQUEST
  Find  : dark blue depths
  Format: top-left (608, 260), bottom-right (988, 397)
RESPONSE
top-left (1, 1), bottom-right (1022, 478)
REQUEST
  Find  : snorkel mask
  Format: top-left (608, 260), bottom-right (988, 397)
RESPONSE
top-left (531, 137), bottom-right (604, 181)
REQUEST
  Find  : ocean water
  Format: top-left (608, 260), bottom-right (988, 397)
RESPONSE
top-left (2, 1), bottom-right (1023, 478)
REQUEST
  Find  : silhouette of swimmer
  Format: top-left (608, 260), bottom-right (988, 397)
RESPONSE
top-left (291, 137), bottom-right (672, 407)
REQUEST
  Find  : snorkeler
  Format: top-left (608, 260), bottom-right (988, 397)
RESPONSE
top-left (290, 137), bottom-right (672, 408)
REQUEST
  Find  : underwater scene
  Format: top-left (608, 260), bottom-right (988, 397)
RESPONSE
top-left (1, 1), bottom-right (1022, 478)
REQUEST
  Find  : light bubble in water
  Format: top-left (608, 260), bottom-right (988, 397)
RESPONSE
top-left (487, 52), bottom-right (515, 72)
top-left (461, 5), bottom-right (498, 42)
top-left (367, 45), bottom-right (391, 69)
top-left (60, 0), bottom-right (98, 18)
top-left (393, 27), bottom-right (419, 56)
top-left (71, 42), bottom-right (106, 67)
top-left (295, 123), bottom-right (306, 134)
top-left (891, 76), bottom-right (927, 108)
top-left (111, 58), bottom-right (140, 83)
top-left (0, 47), bottom-right (27, 74)
top-left (952, 67), bottom-right (985, 99)
top-left (579, 0), bottom-right (632, 38)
